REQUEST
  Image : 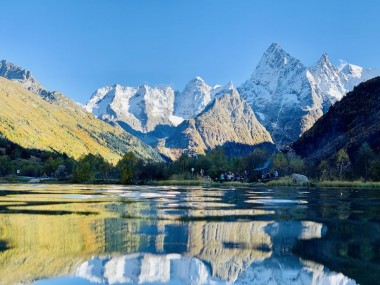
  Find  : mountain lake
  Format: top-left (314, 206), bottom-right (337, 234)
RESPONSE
top-left (0, 184), bottom-right (379, 285)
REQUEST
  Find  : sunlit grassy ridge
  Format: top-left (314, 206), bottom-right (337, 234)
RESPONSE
top-left (0, 77), bottom-right (162, 163)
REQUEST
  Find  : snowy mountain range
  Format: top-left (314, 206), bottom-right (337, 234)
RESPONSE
top-left (2, 42), bottom-right (377, 160)
top-left (85, 78), bottom-right (272, 158)
top-left (85, 77), bottom-right (234, 133)
top-left (238, 43), bottom-right (380, 145)
top-left (86, 43), bottom-right (379, 149)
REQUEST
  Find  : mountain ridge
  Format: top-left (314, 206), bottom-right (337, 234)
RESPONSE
top-left (0, 67), bottom-right (163, 163)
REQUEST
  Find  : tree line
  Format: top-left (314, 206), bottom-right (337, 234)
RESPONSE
top-left (1, 133), bottom-right (379, 183)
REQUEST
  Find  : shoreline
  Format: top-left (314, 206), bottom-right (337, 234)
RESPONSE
top-left (1, 177), bottom-right (380, 189)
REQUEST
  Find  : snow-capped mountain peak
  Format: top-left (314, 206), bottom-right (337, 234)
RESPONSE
top-left (255, 43), bottom-right (296, 72)
top-left (266, 42), bottom-right (286, 57)
top-left (314, 53), bottom-right (336, 71)
top-left (340, 63), bottom-right (363, 78)
top-left (309, 52), bottom-right (346, 104)
top-left (245, 43), bottom-right (306, 104)
top-left (174, 77), bottom-right (222, 119)
top-left (211, 81), bottom-right (234, 98)
top-left (339, 63), bottom-right (380, 91)
top-left (193, 75), bottom-right (206, 82)
top-left (238, 44), bottom-right (380, 145)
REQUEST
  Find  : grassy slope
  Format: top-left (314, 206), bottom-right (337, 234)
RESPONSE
top-left (266, 176), bottom-right (380, 188)
top-left (0, 77), bottom-right (162, 164)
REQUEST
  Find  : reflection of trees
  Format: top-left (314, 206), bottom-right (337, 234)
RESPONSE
top-left (294, 220), bottom-right (380, 285)
top-left (294, 189), bottom-right (380, 285)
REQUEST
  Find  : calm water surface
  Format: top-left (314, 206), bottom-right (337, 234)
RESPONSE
top-left (0, 184), bottom-right (379, 285)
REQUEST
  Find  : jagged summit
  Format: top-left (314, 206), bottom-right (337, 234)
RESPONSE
top-left (254, 43), bottom-right (297, 74)
top-left (0, 59), bottom-right (63, 103)
top-left (86, 83), bottom-right (179, 133)
top-left (309, 52), bottom-right (346, 105)
top-left (238, 43), bottom-right (380, 146)
top-left (0, 60), bottom-right (34, 81)
top-left (193, 75), bottom-right (205, 82)
top-left (340, 63), bottom-right (363, 77)
top-left (320, 52), bottom-right (329, 60)
top-left (173, 77), bottom-right (213, 119)
top-left (238, 44), bottom-right (314, 145)
top-left (312, 53), bottom-right (334, 68)
top-left (312, 53), bottom-right (336, 72)
top-left (266, 42), bottom-right (284, 54)
top-left (0, 59), bottom-right (40, 89)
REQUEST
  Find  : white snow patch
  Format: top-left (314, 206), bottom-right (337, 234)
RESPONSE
top-left (169, 115), bottom-right (184, 126)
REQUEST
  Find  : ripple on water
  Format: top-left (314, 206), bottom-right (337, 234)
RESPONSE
top-left (61, 194), bottom-right (106, 199)
top-left (246, 199), bottom-right (308, 205)
top-left (119, 192), bottom-right (178, 199)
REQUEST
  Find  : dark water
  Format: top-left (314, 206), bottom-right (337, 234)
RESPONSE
top-left (0, 184), bottom-right (379, 285)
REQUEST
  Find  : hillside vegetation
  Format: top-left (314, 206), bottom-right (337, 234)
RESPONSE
top-left (292, 77), bottom-right (380, 180)
top-left (0, 77), bottom-right (162, 164)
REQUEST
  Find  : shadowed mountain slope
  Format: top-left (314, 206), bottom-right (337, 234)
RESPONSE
top-left (292, 77), bottom-right (380, 162)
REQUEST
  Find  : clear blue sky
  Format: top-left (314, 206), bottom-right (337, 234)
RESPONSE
top-left (0, 0), bottom-right (379, 103)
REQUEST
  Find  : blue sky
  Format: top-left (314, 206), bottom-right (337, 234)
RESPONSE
top-left (0, 0), bottom-right (379, 103)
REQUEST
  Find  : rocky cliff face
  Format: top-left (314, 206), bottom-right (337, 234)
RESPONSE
top-left (85, 84), bottom-right (182, 133)
top-left (0, 59), bottom-right (65, 103)
top-left (238, 43), bottom-right (380, 146)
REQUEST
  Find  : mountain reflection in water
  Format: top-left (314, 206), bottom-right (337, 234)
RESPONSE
top-left (0, 184), bottom-right (378, 284)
